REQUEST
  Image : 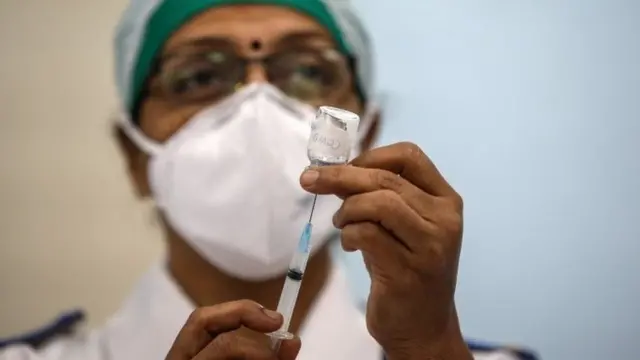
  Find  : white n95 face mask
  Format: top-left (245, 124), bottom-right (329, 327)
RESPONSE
top-left (118, 84), bottom-right (374, 280)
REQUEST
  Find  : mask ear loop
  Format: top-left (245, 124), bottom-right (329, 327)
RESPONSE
top-left (352, 92), bottom-right (385, 155)
top-left (115, 108), bottom-right (163, 155)
top-left (110, 107), bottom-right (165, 216)
top-left (358, 103), bottom-right (377, 140)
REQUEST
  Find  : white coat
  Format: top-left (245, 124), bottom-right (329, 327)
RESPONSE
top-left (0, 262), bottom-right (521, 360)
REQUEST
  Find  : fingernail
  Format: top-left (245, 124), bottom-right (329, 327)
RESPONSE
top-left (300, 170), bottom-right (319, 188)
top-left (262, 308), bottom-right (282, 321)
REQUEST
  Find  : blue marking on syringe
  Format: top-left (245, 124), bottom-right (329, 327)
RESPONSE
top-left (297, 222), bottom-right (313, 254)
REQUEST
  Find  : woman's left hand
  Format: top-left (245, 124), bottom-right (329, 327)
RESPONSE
top-left (300, 142), bottom-right (472, 360)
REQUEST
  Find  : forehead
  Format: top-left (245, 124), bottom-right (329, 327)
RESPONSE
top-left (163, 5), bottom-right (334, 53)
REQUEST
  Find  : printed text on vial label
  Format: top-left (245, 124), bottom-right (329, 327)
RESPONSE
top-left (309, 127), bottom-right (350, 158)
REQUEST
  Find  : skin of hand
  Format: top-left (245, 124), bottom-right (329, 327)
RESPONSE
top-left (165, 300), bottom-right (301, 360)
top-left (299, 142), bottom-right (473, 360)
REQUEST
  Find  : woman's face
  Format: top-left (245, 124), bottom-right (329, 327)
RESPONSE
top-left (138, 4), bottom-right (362, 143)
top-left (120, 4), bottom-right (366, 198)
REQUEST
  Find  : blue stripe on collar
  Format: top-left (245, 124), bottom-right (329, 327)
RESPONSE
top-left (0, 310), bottom-right (85, 349)
top-left (466, 338), bottom-right (539, 360)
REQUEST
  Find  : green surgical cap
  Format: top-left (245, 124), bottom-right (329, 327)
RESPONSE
top-left (113, 0), bottom-right (374, 112)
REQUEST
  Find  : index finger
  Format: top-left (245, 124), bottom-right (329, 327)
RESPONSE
top-left (351, 142), bottom-right (457, 197)
top-left (168, 300), bottom-right (283, 358)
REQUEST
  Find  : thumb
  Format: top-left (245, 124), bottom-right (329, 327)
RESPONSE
top-left (277, 336), bottom-right (301, 360)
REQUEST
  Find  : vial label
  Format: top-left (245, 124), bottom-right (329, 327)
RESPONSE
top-left (308, 120), bottom-right (351, 162)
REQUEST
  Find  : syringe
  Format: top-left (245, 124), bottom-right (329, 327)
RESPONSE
top-left (269, 106), bottom-right (361, 351)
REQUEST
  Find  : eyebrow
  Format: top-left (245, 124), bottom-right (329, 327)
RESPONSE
top-left (162, 37), bottom-right (232, 60)
top-left (274, 30), bottom-right (333, 47)
top-left (162, 30), bottom-right (332, 58)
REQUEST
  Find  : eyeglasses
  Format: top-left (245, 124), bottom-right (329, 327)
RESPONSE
top-left (146, 44), bottom-right (354, 107)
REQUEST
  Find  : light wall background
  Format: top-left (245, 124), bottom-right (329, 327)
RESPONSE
top-left (1, 1), bottom-right (639, 360)
top-left (0, 0), bottom-right (163, 334)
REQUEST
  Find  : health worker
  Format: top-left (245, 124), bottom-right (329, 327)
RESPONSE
top-left (0, 1), bottom-right (527, 360)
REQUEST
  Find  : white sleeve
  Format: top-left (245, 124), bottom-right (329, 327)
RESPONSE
top-left (0, 333), bottom-right (107, 360)
top-left (0, 345), bottom-right (48, 360)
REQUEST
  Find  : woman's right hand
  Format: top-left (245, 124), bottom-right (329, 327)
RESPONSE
top-left (165, 300), bottom-right (300, 360)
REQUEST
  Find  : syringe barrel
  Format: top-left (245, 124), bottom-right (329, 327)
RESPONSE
top-left (269, 223), bottom-right (314, 348)
top-left (273, 274), bottom-right (302, 335)
top-left (307, 106), bottom-right (360, 165)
